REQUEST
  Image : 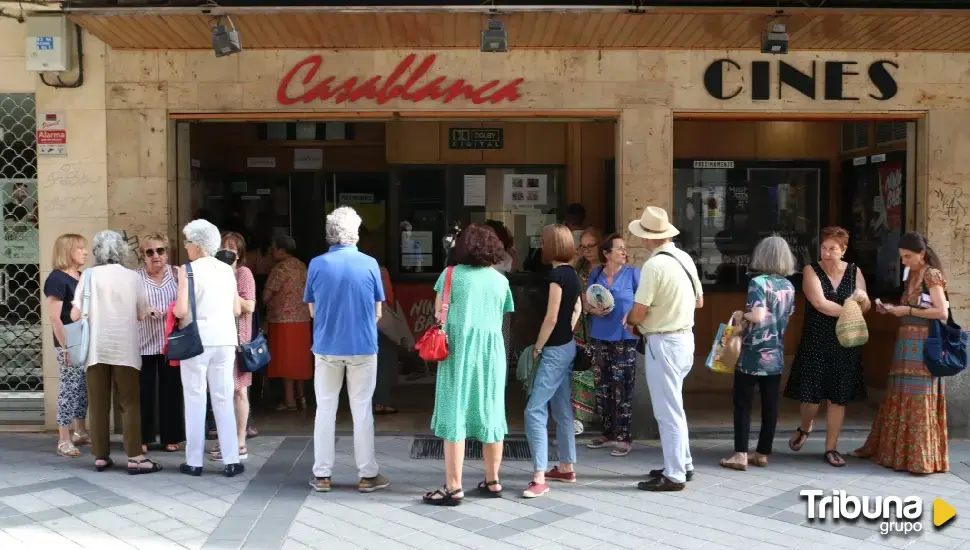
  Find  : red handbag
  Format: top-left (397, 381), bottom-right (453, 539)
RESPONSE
top-left (414, 266), bottom-right (453, 362)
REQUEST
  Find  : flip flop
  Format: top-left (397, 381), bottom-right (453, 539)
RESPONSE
top-left (788, 427), bottom-right (811, 452)
top-left (611, 443), bottom-right (632, 457)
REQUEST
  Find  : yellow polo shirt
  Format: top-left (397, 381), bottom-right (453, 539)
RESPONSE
top-left (634, 243), bottom-right (703, 334)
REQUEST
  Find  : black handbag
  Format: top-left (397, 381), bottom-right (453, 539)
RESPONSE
top-left (167, 263), bottom-right (204, 361)
top-left (238, 309), bottom-right (271, 373)
top-left (573, 342), bottom-right (593, 372)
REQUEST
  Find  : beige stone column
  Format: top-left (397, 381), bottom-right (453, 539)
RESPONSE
top-left (616, 104), bottom-right (673, 440)
top-left (923, 108), bottom-right (970, 437)
top-left (36, 31), bottom-right (109, 428)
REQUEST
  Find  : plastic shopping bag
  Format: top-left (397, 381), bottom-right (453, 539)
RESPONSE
top-left (705, 313), bottom-right (742, 374)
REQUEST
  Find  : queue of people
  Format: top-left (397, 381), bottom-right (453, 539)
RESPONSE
top-left (46, 202), bottom-right (953, 496)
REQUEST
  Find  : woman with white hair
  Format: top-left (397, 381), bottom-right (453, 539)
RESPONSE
top-left (175, 219), bottom-right (244, 478)
top-left (719, 235), bottom-right (797, 471)
top-left (70, 230), bottom-right (161, 474)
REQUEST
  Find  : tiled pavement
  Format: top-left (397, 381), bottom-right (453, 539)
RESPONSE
top-left (2, 433), bottom-right (970, 549)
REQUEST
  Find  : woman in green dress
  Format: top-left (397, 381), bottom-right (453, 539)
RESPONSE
top-left (571, 228), bottom-right (602, 435)
top-left (424, 224), bottom-right (515, 506)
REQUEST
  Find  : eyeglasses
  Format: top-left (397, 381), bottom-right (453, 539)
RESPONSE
top-left (143, 247), bottom-right (166, 257)
top-left (578, 245), bottom-right (595, 251)
top-left (609, 247), bottom-right (628, 254)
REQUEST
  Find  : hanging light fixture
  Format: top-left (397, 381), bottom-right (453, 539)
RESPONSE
top-left (481, 18), bottom-right (508, 53)
top-left (761, 21), bottom-right (789, 54)
top-left (211, 15), bottom-right (242, 57)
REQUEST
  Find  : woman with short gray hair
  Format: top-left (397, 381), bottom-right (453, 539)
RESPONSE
top-left (719, 235), bottom-right (797, 471)
top-left (264, 233), bottom-right (312, 411)
top-left (70, 230), bottom-right (161, 474)
top-left (175, 219), bottom-right (245, 477)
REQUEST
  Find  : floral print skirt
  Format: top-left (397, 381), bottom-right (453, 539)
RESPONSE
top-left (854, 320), bottom-right (948, 474)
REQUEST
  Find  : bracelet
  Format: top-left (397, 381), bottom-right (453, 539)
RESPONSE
top-left (909, 306), bottom-right (914, 316)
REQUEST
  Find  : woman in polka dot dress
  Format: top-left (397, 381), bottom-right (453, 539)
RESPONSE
top-left (783, 226), bottom-right (870, 467)
top-left (424, 224), bottom-right (515, 506)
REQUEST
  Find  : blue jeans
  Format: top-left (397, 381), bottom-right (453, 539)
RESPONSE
top-left (525, 340), bottom-right (577, 473)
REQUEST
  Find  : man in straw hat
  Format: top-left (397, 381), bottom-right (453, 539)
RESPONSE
top-left (624, 206), bottom-right (703, 492)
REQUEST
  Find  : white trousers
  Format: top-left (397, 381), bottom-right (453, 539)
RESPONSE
top-left (181, 345), bottom-right (239, 467)
top-left (644, 332), bottom-right (694, 484)
top-left (312, 353), bottom-right (379, 479)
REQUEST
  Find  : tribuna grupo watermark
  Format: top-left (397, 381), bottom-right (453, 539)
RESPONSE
top-left (800, 489), bottom-right (923, 535)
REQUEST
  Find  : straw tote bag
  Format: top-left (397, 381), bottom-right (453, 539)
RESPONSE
top-left (836, 298), bottom-right (869, 348)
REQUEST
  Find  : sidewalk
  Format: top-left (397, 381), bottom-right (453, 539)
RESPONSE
top-left (0, 433), bottom-right (969, 549)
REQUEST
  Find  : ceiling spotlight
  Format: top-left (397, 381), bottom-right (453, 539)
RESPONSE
top-left (761, 22), bottom-right (789, 54)
top-left (211, 16), bottom-right (241, 57)
top-left (480, 18), bottom-right (508, 53)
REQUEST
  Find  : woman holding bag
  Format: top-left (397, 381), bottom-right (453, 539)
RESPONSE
top-left (851, 232), bottom-right (950, 474)
top-left (719, 236), bottom-right (797, 471)
top-left (46, 234), bottom-right (90, 458)
top-left (423, 224), bottom-right (514, 506)
top-left (783, 226), bottom-right (870, 467)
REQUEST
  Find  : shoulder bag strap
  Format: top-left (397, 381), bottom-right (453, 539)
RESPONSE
top-left (440, 266), bottom-right (454, 325)
top-left (80, 269), bottom-right (92, 318)
top-left (185, 263), bottom-right (198, 323)
top-left (656, 251), bottom-right (698, 299)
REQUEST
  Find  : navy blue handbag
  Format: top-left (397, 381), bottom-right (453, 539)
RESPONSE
top-left (167, 264), bottom-right (204, 361)
top-left (238, 309), bottom-right (270, 373)
top-left (924, 286), bottom-right (968, 377)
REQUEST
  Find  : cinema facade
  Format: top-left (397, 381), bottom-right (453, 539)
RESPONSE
top-left (2, 4), bottom-right (969, 435)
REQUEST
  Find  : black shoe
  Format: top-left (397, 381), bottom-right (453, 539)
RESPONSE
top-left (648, 468), bottom-right (694, 482)
top-left (638, 476), bottom-right (686, 492)
top-left (225, 463), bottom-right (245, 478)
top-left (180, 463), bottom-right (202, 477)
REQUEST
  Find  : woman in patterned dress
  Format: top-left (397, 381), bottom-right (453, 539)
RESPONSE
top-left (783, 226), bottom-right (870, 467)
top-left (570, 228), bottom-right (602, 435)
top-left (423, 224), bottom-right (514, 506)
top-left (210, 232), bottom-right (257, 460)
top-left (263, 235), bottom-right (313, 411)
top-left (851, 232), bottom-right (950, 474)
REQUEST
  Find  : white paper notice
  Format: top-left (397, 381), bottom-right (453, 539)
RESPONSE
top-left (525, 214), bottom-right (556, 236)
top-left (503, 174), bottom-right (547, 207)
top-left (294, 149), bottom-right (323, 170)
top-left (463, 175), bottom-right (486, 206)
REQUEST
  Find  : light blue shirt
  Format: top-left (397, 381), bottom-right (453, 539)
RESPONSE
top-left (588, 265), bottom-right (640, 342)
top-left (304, 244), bottom-right (385, 356)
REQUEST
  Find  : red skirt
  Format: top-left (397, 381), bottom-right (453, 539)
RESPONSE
top-left (267, 322), bottom-right (313, 381)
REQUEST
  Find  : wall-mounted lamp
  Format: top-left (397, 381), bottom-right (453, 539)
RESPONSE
top-left (212, 15), bottom-right (242, 57)
top-left (761, 22), bottom-right (789, 54)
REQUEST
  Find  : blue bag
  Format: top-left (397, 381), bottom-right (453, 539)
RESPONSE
top-left (925, 304), bottom-right (969, 377)
top-left (167, 263), bottom-right (204, 361)
top-left (238, 309), bottom-right (270, 373)
top-left (63, 269), bottom-right (92, 366)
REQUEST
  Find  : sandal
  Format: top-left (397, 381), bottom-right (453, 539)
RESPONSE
top-left (164, 443), bottom-right (181, 452)
top-left (611, 442), bottom-right (632, 457)
top-left (94, 457), bottom-right (114, 472)
top-left (747, 452), bottom-right (768, 467)
top-left (586, 437), bottom-right (614, 449)
top-left (57, 440), bottom-right (80, 458)
top-left (824, 450), bottom-right (846, 467)
top-left (246, 426), bottom-right (259, 439)
top-left (719, 456), bottom-right (748, 471)
top-left (210, 445), bottom-right (248, 461)
top-left (71, 432), bottom-right (90, 446)
top-left (788, 427), bottom-right (811, 452)
top-left (127, 458), bottom-right (163, 475)
top-left (423, 486), bottom-right (463, 506)
top-left (477, 480), bottom-right (503, 497)
top-left (276, 403), bottom-right (297, 412)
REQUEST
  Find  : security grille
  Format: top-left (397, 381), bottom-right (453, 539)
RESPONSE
top-left (841, 121), bottom-right (869, 152)
top-left (0, 94), bottom-right (43, 411)
top-left (875, 121), bottom-right (907, 145)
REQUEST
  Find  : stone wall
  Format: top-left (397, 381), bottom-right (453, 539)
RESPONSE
top-left (14, 40), bottom-right (970, 431)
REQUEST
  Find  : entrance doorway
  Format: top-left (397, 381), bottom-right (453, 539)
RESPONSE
top-left (671, 115), bottom-right (919, 435)
top-left (177, 117), bottom-right (617, 435)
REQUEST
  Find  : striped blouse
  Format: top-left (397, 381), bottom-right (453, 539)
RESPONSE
top-left (137, 266), bottom-right (178, 356)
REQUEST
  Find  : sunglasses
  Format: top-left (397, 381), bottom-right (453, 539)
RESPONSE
top-left (143, 247), bottom-right (166, 257)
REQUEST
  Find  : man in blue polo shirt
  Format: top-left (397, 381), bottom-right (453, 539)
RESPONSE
top-left (304, 206), bottom-right (389, 494)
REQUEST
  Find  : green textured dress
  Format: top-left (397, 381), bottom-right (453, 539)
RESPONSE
top-left (431, 265), bottom-right (515, 443)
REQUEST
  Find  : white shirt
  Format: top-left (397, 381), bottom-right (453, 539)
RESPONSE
top-left (73, 264), bottom-right (148, 370)
top-left (183, 256), bottom-right (237, 347)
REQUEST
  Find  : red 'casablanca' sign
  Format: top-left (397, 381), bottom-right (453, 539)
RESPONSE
top-left (277, 53), bottom-right (524, 106)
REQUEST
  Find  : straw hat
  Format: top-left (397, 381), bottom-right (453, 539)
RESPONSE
top-left (628, 206), bottom-right (680, 240)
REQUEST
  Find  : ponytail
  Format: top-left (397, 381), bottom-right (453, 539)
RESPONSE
top-left (925, 244), bottom-right (944, 273)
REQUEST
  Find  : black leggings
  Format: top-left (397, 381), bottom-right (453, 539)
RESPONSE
top-left (733, 371), bottom-right (781, 455)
